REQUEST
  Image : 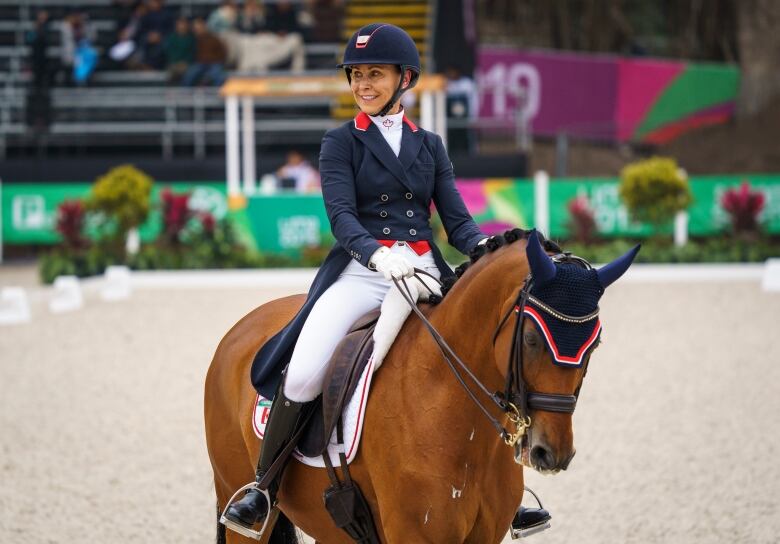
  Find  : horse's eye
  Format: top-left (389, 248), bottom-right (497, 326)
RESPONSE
top-left (523, 331), bottom-right (539, 347)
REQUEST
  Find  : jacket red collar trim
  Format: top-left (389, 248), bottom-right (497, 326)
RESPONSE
top-left (403, 115), bottom-right (419, 132)
top-left (354, 111), bottom-right (371, 131)
top-left (353, 111), bottom-right (419, 133)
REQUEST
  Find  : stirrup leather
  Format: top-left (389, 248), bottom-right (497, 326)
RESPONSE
top-left (220, 483), bottom-right (279, 540)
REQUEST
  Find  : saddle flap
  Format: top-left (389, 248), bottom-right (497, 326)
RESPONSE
top-left (323, 329), bottom-right (375, 450)
top-left (297, 311), bottom-right (378, 457)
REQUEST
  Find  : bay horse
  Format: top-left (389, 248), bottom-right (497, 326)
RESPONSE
top-left (205, 229), bottom-right (638, 543)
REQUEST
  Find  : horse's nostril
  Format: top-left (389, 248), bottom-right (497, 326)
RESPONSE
top-left (530, 445), bottom-right (555, 470)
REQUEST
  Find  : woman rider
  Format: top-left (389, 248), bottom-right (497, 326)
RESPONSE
top-left (223, 23), bottom-right (550, 538)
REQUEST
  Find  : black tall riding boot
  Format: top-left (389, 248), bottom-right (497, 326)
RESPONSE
top-left (510, 487), bottom-right (552, 539)
top-left (223, 388), bottom-right (308, 530)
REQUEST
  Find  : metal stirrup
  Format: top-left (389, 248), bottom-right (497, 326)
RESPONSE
top-left (220, 483), bottom-right (277, 540)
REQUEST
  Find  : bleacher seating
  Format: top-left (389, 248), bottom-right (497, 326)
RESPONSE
top-left (0, 1), bottom-right (454, 163)
top-left (0, 0), bottom-right (354, 158)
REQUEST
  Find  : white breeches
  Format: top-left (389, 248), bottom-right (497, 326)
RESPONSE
top-left (283, 242), bottom-right (441, 402)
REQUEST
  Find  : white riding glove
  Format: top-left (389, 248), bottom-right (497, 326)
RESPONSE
top-left (368, 246), bottom-right (415, 281)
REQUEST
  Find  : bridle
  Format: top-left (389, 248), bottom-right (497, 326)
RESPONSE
top-left (393, 252), bottom-right (597, 448)
top-left (494, 252), bottom-right (597, 445)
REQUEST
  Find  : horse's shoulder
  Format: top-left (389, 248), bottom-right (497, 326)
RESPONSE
top-left (213, 294), bottom-right (306, 363)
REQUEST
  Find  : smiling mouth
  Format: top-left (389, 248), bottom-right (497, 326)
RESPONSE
top-left (360, 95), bottom-right (378, 102)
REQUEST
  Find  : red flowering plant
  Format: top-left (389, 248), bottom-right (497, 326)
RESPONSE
top-left (720, 181), bottom-right (765, 236)
top-left (160, 188), bottom-right (194, 245)
top-left (198, 211), bottom-right (216, 236)
top-left (55, 199), bottom-right (88, 250)
top-left (567, 195), bottom-right (598, 244)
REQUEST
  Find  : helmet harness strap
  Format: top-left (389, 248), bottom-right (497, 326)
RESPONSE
top-left (375, 65), bottom-right (408, 117)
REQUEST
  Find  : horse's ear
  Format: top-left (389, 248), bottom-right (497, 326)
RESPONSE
top-left (596, 245), bottom-right (641, 288)
top-left (525, 230), bottom-right (556, 283)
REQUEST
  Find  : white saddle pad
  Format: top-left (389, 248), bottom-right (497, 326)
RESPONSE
top-left (252, 359), bottom-right (375, 468)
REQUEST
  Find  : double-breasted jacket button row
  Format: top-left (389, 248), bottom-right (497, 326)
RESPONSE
top-left (380, 193), bottom-right (414, 202)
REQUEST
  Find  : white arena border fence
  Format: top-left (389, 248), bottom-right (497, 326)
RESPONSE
top-left (2, 262), bottom-right (779, 327)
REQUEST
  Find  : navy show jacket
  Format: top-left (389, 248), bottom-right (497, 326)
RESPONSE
top-left (250, 112), bottom-right (485, 399)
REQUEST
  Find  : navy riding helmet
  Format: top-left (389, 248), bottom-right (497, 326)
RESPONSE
top-left (338, 23), bottom-right (421, 117)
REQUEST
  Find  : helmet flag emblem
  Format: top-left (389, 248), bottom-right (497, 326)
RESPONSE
top-left (356, 35), bottom-right (370, 48)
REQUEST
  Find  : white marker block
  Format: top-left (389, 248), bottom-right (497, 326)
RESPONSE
top-left (762, 259), bottom-right (780, 292)
top-left (49, 275), bottom-right (84, 313)
top-left (101, 265), bottom-right (132, 301)
top-left (0, 287), bottom-right (31, 325)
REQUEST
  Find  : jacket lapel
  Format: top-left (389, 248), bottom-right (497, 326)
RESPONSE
top-left (398, 116), bottom-right (424, 174)
top-left (350, 113), bottom-right (413, 193)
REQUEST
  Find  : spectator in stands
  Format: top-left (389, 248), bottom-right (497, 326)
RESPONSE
top-left (137, 0), bottom-right (174, 40)
top-left (164, 17), bottom-right (195, 83)
top-left (26, 10), bottom-right (53, 130)
top-left (206, 1), bottom-right (240, 68)
top-left (133, 0), bottom-right (173, 69)
top-left (265, 0), bottom-right (308, 39)
top-left (309, 0), bottom-right (344, 43)
top-left (231, 0), bottom-right (305, 73)
top-left (207, 0), bottom-right (238, 34)
top-left (27, 10), bottom-right (52, 88)
top-left (140, 30), bottom-right (167, 70)
top-left (181, 17), bottom-right (227, 87)
top-left (444, 66), bottom-right (479, 153)
top-left (108, 2), bottom-right (147, 69)
top-left (276, 150), bottom-right (321, 192)
top-left (237, 0), bottom-right (265, 35)
top-left (60, 9), bottom-right (97, 86)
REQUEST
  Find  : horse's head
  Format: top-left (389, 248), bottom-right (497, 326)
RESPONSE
top-left (491, 231), bottom-right (639, 474)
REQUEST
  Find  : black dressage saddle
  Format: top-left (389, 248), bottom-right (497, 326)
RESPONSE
top-left (297, 309), bottom-right (380, 457)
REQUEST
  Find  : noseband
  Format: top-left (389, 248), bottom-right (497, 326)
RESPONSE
top-left (394, 252), bottom-right (596, 449)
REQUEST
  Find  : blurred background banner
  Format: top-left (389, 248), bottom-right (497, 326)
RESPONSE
top-left (477, 47), bottom-right (740, 143)
top-left (1, 181), bottom-right (227, 243)
top-left (6, 176), bottom-right (779, 248)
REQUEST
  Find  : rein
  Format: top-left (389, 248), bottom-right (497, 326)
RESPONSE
top-left (394, 251), bottom-right (596, 449)
top-left (392, 271), bottom-right (522, 444)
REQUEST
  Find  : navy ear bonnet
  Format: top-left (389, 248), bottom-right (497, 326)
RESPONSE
top-left (523, 231), bottom-right (639, 368)
top-left (339, 23), bottom-right (421, 88)
top-left (524, 263), bottom-right (603, 367)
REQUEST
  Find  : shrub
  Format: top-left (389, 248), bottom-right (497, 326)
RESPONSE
top-left (87, 164), bottom-right (153, 253)
top-left (619, 157), bottom-right (692, 231)
top-left (566, 195), bottom-right (597, 243)
top-left (720, 181), bottom-right (765, 236)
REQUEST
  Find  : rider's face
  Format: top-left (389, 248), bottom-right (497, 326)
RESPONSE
top-left (349, 64), bottom-right (409, 116)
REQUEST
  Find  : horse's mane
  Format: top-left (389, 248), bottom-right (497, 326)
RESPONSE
top-left (437, 228), bottom-right (562, 300)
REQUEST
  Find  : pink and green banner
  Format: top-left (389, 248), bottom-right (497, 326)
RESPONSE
top-left (477, 47), bottom-right (740, 144)
top-left (5, 176), bottom-right (779, 246)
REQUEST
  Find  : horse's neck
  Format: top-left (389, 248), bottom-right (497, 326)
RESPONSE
top-left (386, 254), bottom-right (519, 456)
